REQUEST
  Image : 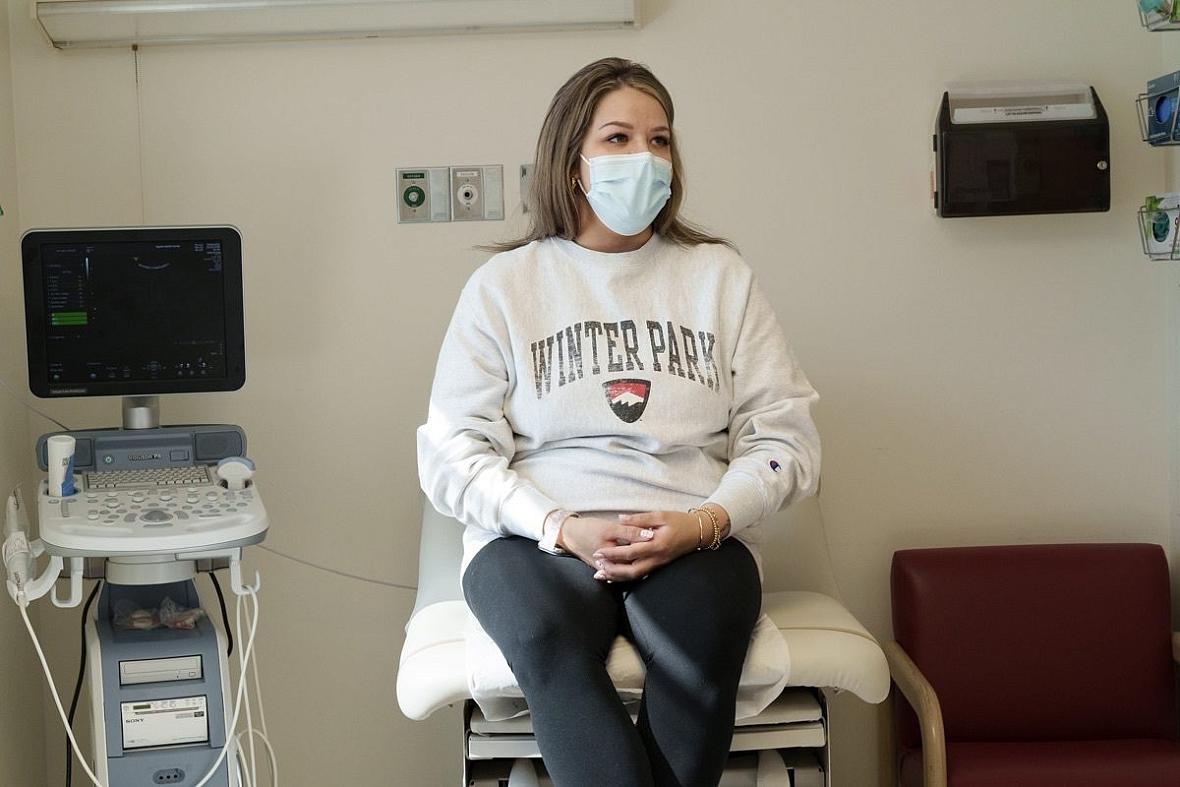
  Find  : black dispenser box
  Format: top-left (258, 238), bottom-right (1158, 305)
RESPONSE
top-left (934, 86), bottom-right (1109, 218)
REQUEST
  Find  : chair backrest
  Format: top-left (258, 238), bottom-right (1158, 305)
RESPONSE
top-left (891, 543), bottom-right (1176, 747)
top-left (410, 494), bottom-right (842, 619)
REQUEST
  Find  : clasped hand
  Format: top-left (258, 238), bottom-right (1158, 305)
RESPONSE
top-left (558, 511), bottom-right (702, 582)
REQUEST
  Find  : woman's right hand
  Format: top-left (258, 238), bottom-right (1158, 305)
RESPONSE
top-left (557, 516), bottom-right (654, 573)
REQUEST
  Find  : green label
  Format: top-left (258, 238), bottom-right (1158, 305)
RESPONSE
top-left (51, 311), bottom-right (88, 326)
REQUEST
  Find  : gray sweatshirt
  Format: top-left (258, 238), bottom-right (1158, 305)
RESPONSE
top-left (417, 233), bottom-right (821, 574)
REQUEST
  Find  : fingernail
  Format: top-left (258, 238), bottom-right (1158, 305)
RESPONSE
top-left (595, 560), bottom-right (605, 569)
top-left (640, 528), bottom-right (654, 539)
top-left (592, 552), bottom-right (603, 559)
top-left (617, 514), bottom-right (630, 521)
top-left (594, 571), bottom-right (606, 580)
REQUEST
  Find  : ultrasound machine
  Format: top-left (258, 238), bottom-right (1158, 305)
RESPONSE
top-left (4, 226), bottom-right (270, 787)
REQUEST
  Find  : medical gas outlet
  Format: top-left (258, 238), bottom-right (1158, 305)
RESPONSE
top-left (396, 167), bottom-right (451, 223)
top-left (396, 165), bottom-right (504, 223)
top-left (451, 165), bottom-right (504, 222)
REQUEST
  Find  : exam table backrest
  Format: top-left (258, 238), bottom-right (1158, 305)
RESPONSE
top-left (411, 495), bottom-right (842, 619)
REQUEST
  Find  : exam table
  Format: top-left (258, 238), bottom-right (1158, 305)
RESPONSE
top-left (398, 497), bottom-right (890, 786)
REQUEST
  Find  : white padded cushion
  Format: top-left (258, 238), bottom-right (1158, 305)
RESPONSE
top-left (398, 601), bottom-right (469, 720)
top-left (763, 591), bottom-right (890, 704)
top-left (466, 611), bottom-right (789, 723)
top-left (396, 591), bottom-right (888, 721)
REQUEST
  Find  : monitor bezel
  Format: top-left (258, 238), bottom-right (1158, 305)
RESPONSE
top-left (22, 225), bottom-right (247, 399)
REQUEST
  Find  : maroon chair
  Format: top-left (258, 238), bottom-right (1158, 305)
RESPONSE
top-left (886, 543), bottom-right (1180, 787)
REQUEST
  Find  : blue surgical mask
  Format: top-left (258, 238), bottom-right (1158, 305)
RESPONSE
top-left (578, 152), bottom-right (673, 237)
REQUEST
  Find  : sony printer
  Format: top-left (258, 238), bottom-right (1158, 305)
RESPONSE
top-left (933, 82), bottom-right (1109, 218)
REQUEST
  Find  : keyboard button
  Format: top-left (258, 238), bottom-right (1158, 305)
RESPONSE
top-left (84, 466), bottom-right (212, 491)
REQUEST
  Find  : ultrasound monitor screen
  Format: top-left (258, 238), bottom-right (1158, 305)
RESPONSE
top-left (22, 227), bottom-right (245, 398)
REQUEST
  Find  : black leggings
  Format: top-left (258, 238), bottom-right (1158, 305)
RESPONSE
top-left (462, 536), bottom-right (762, 787)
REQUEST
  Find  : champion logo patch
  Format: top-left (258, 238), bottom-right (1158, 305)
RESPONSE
top-left (603, 379), bottom-right (651, 423)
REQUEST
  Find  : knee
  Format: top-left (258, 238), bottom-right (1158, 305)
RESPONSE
top-left (648, 613), bottom-right (758, 683)
top-left (659, 644), bottom-right (744, 690)
top-left (500, 615), bottom-right (592, 671)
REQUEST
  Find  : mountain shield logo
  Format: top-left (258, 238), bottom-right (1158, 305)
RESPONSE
top-left (603, 379), bottom-right (651, 423)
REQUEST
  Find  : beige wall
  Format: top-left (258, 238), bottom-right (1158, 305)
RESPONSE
top-left (1161, 29), bottom-right (1180, 632)
top-left (0, 1), bottom-right (47, 784)
top-left (4, 1), bottom-right (1178, 785)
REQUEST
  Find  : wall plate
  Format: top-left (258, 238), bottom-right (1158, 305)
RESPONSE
top-left (520, 163), bottom-right (534, 214)
top-left (396, 167), bottom-right (451, 223)
top-left (451, 165), bottom-right (504, 222)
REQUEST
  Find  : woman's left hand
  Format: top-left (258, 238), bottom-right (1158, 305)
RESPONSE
top-left (590, 510), bottom-right (705, 582)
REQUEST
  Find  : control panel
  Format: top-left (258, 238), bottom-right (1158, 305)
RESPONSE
top-left (36, 426), bottom-right (245, 474)
top-left (39, 478), bottom-right (267, 557)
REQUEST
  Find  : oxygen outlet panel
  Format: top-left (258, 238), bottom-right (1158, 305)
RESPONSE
top-left (397, 167), bottom-right (451, 223)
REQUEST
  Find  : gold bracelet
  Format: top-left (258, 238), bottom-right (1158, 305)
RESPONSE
top-left (695, 505), bottom-right (723, 551)
top-left (690, 507), bottom-right (723, 551)
top-left (693, 510), bottom-right (706, 551)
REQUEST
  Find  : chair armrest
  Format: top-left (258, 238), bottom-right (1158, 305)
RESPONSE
top-left (1173, 632), bottom-right (1180, 665)
top-left (884, 641), bottom-right (947, 787)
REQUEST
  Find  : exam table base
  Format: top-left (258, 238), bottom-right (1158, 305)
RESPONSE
top-left (462, 688), bottom-right (833, 787)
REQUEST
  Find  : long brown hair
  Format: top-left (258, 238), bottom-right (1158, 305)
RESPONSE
top-left (485, 57), bottom-right (732, 253)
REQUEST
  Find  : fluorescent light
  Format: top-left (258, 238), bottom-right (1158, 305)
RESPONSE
top-left (35, 0), bottom-right (638, 48)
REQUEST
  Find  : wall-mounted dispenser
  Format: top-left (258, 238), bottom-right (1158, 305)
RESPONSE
top-left (933, 82), bottom-right (1110, 218)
